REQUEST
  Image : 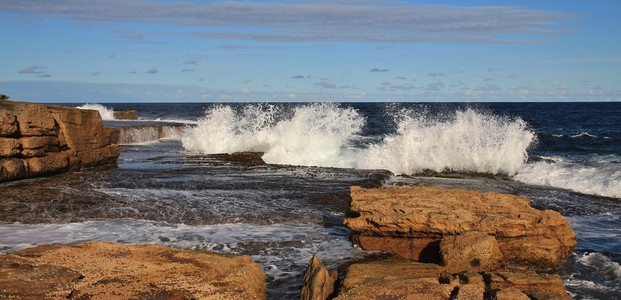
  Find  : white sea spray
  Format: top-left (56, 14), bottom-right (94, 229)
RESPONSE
top-left (515, 158), bottom-right (621, 198)
top-left (356, 108), bottom-right (534, 175)
top-left (181, 103), bottom-right (534, 176)
top-left (76, 103), bottom-right (115, 120)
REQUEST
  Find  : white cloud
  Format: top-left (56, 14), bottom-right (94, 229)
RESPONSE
top-left (0, 0), bottom-right (572, 43)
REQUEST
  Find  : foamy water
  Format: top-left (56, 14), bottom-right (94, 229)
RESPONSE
top-left (76, 103), bottom-right (116, 120)
top-left (118, 125), bottom-right (185, 145)
top-left (0, 219), bottom-right (371, 296)
top-left (356, 108), bottom-right (534, 175)
top-left (515, 158), bottom-right (621, 199)
top-left (182, 103), bottom-right (534, 176)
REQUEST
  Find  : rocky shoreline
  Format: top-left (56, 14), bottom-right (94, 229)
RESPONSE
top-left (302, 186), bottom-right (575, 300)
top-left (0, 100), bottom-right (576, 299)
top-left (1, 101), bottom-right (119, 182)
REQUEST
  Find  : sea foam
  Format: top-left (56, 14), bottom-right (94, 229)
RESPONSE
top-left (515, 159), bottom-right (621, 199)
top-left (356, 108), bottom-right (534, 175)
top-left (182, 103), bottom-right (534, 176)
top-left (76, 103), bottom-right (115, 120)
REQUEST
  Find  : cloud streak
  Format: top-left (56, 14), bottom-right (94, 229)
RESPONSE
top-left (18, 65), bottom-right (46, 74)
top-left (0, 0), bottom-right (572, 43)
top-left (370, 68), bottom-right (390, 72)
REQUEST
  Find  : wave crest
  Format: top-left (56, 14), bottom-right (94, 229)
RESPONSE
top-left (357, 108), bottom-right (534, 175)
top-left (76, 103), bottom-right (115, 120)
top-left (181, 103), bottom-right (534, 176)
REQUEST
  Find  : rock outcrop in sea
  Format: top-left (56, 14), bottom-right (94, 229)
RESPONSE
top-left (0, 101), bottom-right (119, 182)
top-left (0, 241), bottom-right (266, 299)
top-left (345, 186), bottom-right (576, 270)
top-left (113, 109), bottom-right (138, 120)
top-left (304, 185), bottom-right (576, 299)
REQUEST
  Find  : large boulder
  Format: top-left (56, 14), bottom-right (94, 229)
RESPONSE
top-left (0, 101), bottom-right (119, 182)
top-left (334, 257), bottom-right (477, 300)
top-left (0, 241), bottom-right (266, 300)
top-left (333, 257), bottom-right (570, 300)
top-left (344, 186), bottom-right (576, 269)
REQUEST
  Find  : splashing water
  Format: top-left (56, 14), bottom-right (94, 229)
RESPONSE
top-left (182, 103), bottom-right (535, 176)
top-left (357, 108), bottom-right (535, 176)
top-left (182, 103), bottom-right (365, 167)
top-left (76, 103), bottom-right (115, 120)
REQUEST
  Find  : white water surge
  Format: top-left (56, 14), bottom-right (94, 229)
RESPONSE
top-left (182, 103), bottom-right (534, 176)
top-left (516, 158), bottom-right (621, 199)
top-left (76, 103), bottom-right (116, 120)
top-left (356, 108), bottom-right (534, 175)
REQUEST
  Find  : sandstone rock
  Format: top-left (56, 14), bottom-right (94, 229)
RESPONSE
top-left (21, 148), bottom-right (47, 157)
top-left (0, 256), bottom-right (83, 299)
top-left (492, 288), bottom-right (530, 300)
top-left (25, 151), bottom-right (70, 175)
top-left (9, 102), bottom-right (57, 136)
top-left (300, 255), bottom-right (338, 300)
top-left (339, 257), bottom-right (444, 291)
top-left (344, 186), bottom-right (576, 269)
top-left (0, 158), bottom-right (26, 180)
top-left (440, 231), bottom-right (503, 273)
top-left (353, 235), bottom-right (441, 263)
top-left (75, 144), bottom-right (119, 168)
top-left (0, 101), bottom-right (120, 182)
top-left (113, 109), bottom-right (138, 120)
top-left (49, 105), bottom-right (109, 151)
top-left (335, 257), bottom-right (467, 300)
top-left (489, 271), bottom-right (571, 300)
top-left (335, 257), bottom-right (486, 300)
top-left (0, 137), bottom-right (20, 157)
top-left (498, 236), bottom-right (568, 268)
top-left (19, 136), bottom-right (58, 149)
top-left (334, 257), bottom-right (569, 300)
top-left (0, 241), bottom-right (266, 300)
top-left (0, 115), bottom-right (18, 136)
top-left (105, 127), bottom-right (120, 144)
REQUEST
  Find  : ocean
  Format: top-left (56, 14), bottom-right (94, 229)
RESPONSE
top-left (1, 102), bottom-right (619, 299)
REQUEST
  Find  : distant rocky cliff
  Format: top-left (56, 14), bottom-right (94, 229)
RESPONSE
top-left (0, 101), bottom-right (119, 182)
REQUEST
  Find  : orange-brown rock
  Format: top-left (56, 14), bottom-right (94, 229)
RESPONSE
top-left (492, 288), bottom-right (531, 300)
top-left (0, 115), bottom-right (18, 136)
top-left (113, 109), bottom-right (138, 120)
top-left (489, 271), bottom-right (571, 300)
top-left (353, 235), bottom-right (441, 263)
top-left (0, 158), bottom-right (26, 180)
top-left (0, 137), bottom-right (20, 157)
top-left (0, 101), bottom-right (119, 182)
top-left (300, 255), bottom-right (338, 300)
top-left (344, 186), bottom-right (576, 269)
top-left (333, 257), bottom-right (570, 300)
top-left (334, 257), bottom-right (485, 300)
top-left (0, 241), bottom-right (266, 300)
top-left (440, 231), bottom-right (503, 273)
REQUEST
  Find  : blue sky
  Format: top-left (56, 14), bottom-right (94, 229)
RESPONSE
top-left (1, 0), bottom-right (620, 102)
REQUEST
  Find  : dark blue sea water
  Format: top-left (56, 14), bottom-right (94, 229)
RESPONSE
top-left (1, 102), bottom-right (619, 299)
